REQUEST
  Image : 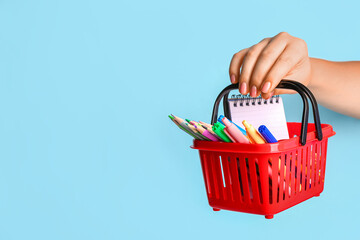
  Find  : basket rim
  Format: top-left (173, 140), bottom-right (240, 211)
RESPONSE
top-left (191, 122), bottom-right (335, 154)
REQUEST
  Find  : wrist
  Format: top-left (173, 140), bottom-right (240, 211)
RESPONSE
top-left (307, 57), bottom-right (327, 91)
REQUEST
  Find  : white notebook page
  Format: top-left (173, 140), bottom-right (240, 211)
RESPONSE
top-left (228, 96), bottom-right (289, 140)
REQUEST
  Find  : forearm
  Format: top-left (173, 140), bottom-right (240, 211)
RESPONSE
top-left (308, 58), bottom-right (360, 118)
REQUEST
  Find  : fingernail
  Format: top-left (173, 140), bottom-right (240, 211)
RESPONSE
top-left (251, 86), bottom-right (257, 97)
top-left (240, 82), bottom-right (247, 94)
top-left (262, 82), bottom-right (271, 93)
top-left (230, 75), bottom-right (236, 83)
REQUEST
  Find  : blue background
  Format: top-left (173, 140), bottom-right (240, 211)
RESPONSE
top-left (0, 0), bottom-right (359, 239)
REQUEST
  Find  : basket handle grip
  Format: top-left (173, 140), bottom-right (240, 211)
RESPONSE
top-left (210, 79), bottom-right (322, 146)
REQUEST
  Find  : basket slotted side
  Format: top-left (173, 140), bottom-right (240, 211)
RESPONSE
top-left (195, 123), bottom-right (332, 218)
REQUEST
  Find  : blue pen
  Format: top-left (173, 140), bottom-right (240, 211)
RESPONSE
top-left (218, 115), bottom-right (247, 136)
top-left (258, 125), bottom-right (278, 143)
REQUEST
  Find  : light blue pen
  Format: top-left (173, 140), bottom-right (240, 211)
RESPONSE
top-left (218, 115), bottom-right (247, 136)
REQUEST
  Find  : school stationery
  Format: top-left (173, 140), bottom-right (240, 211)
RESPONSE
top-left (199, 121), bottom-right (212, 129)
top-left (168, 115), bottom-right (199, 139)
top-left (201, 125), bottom-right (218, 137)
top-left (223, 128), bottom-right (237, 143)
top-left (189, 121), bottom-right (208, 132)
top-left (199, 121), bottom-right (222, 138)
top-left (258, 125), bottom-right (278, 143)
top-left (228, 95), bottom-right (289, 140)
top-left (218, 114), bottom-right (247, 135)
top-left (191, 122), bottom-right (221, 141)
top-left (186, 120), bottom-right (218, 140)
top-left (172, 114), bottom-right (206, 140)
top-left (212, 122), bottom-right (232, 142)
top-left (242, 120), bottom-right (266, 144)
top-left (222, 116), bottom-right (249, 143)
top-left (193, 124), bottom-right (219, 141)
top-left (187, 123), bottom-right (210, 140)
top-left (190, 79), bottom-right (335, 219)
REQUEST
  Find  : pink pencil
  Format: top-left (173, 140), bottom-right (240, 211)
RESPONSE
top-left (190, 121), bottom-right (221, 141)
top-left (193, 124), bottom-right (219, 141)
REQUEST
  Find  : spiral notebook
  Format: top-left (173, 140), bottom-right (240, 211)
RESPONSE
top-left (228, 95), bottom-right (289, 140)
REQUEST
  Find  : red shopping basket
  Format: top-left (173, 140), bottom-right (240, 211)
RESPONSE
top-left (191, 80), bottom-right (335, 219)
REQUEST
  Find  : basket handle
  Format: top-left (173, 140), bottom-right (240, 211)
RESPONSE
top-left (278, 80), bottom-right (323, 141)
top-left (210, 79), bottom-right (322, 146)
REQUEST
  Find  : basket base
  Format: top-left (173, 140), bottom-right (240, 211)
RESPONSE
top-left (213, 207), bottom-right (275, 219)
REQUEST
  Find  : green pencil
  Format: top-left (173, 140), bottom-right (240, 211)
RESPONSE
top-left (169, 115), bottom-right (199, 139)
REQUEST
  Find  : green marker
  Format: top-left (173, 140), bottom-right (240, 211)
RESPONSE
top-left (169, 115), bottom-right (200, 139)
top-left (212, 122), bottom-right (232, 142)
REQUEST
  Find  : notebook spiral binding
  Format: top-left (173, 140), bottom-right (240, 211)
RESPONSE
top-left (229, 94), bottom-right (280, 107)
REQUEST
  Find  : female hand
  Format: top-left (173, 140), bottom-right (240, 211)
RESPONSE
top-left (229, 32), bottom-right (311, 99)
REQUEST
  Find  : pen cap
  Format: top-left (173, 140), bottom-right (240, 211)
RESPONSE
top-left (242, 120), bottom-right (265, 144)
top-left (219, 114), bottom-right (247, 135)
top-left (242, 120), bottom-right (251, 130)
top-left (258, 125), bottom-right (278, 143)
top-left (221, 117), bottom-right (232, 127)
top-left (210, 79), bottom-right (323, 146)
top-left (212, 122), bottom-right (232, 142)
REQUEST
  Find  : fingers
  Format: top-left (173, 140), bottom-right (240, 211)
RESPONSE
top-left (229, 48), bottom-right (248, 84)
top-left (274, 89), bottom-right (296, 95)
top-left (250, 32), bottom-right (288, 95)
top-left (238, 38), bottom-right (271, 96)
top-left (262, 89), bottom-right (295, 100)
top-left (263, 42), bottom-right (307, 94)
top-left (229, 32), bottom-right (309, 98)
top-left (261, 91), bottom-right (274, 100)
